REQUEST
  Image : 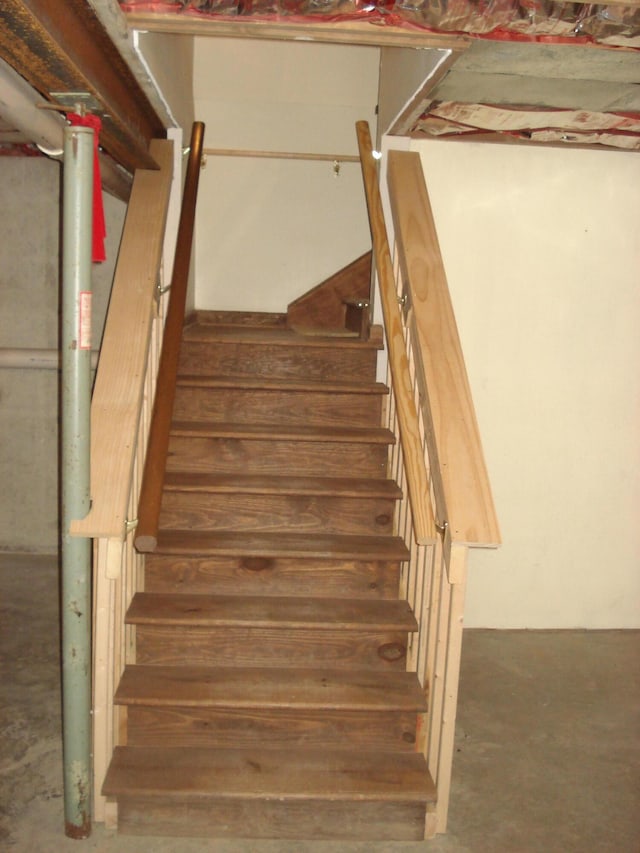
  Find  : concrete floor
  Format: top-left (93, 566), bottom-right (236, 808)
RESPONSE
top-left (1, 554), bottom-right (639, 853)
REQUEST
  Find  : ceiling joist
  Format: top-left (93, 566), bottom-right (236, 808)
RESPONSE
top-left (0, 0), bottom-right (165, 174)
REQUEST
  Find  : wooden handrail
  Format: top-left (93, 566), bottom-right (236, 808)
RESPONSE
top-left (387, 149), bottom-right (500, 550)
top-left (70, 138), bottom-right (174, 539)
top-left (356, 121), bottom-right (435, 545)
top-left (134, 121), bottom-right (205, 552)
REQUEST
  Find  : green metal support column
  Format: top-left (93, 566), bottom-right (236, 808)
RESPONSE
top-left (61, 122), bottom-right (93, 839)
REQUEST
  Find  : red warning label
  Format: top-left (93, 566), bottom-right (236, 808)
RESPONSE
top-left (79, 291), bottom-right (92, 350)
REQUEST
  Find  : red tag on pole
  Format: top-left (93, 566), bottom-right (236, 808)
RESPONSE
top-left (67, 113), bottom-right (106, 263)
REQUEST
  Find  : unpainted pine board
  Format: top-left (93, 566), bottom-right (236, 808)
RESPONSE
top-left (71, 139), bottom-right (174, 539)
top-left (92, 538), bottom-right (111, 823)
top-left (356, 121), bottom-right (436, 546)
top-left (434, 545), bottom-right (468, 834)
top-left (124, 12), bottom-right (470, 48)
top-left (387, 150), bottom-right (500, 548)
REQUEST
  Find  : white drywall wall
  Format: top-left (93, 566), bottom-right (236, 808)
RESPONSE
top-left (410, 138), bottom-right (640, 628)
top-left (193, 38), bottom-right (379, 312)
top-left (377, 46), bottom-right (450, 140)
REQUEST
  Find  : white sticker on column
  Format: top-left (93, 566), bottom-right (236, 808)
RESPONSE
top-left (79, 291), bottom-right (92, 350)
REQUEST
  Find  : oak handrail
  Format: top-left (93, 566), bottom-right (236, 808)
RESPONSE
top-left (386, 148), bottom-right (500, 551)
top-left (134, 121), bottom-right (205, 552)
top-left (356, 121), bottom-right (435, 545)
top-left (70, 138), bottom-right (174, 539)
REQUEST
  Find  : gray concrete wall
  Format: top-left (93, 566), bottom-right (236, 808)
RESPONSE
top-left (0, 156), bottom-right (125, 554)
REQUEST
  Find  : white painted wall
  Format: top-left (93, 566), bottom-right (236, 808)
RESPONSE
top-left (409, 139), bottom-right (640, 628)
top-left (377, 46), bottom-right (450, 140)
top-left (193, 38), bottom-right (379, 312)
top-left (136, 32), bottom-right (195, 131)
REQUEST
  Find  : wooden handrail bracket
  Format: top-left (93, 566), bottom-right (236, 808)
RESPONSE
top-left (387, 149), bottom-right (500, 549)
top-left (70, 138), bottom-right (174, 540)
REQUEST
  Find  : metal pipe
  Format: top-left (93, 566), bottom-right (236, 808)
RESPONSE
top-left (0, 348), bottom-right (98, 370)
top-left (61, 123), bottom-right (93, 839)
top-left (0, 55), bottom-right (65, 153)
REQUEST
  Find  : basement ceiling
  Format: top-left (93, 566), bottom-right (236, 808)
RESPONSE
top-left (404, 40), bottom-right (640, 149)
top-left (121, 0), bottom-right (640, 47)
top-left (0, 1), bottom-right (638, 157)
top-left (121, 0), bottom-right (640, 151)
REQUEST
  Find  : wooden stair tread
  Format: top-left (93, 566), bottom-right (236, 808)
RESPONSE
top-left (127, 592), bottom-right (418, 631)
top-left (176, 375), bottom-right (388, 395)
top-left (183, 324), bottom-right (382, 349)
top-left (103, 746), bottom-right (436, 803)
top-left (170, 420), bottom-right (395, 445)
top-left (286, 326), bottom-right (359, 338)
top-left (154, 530), bottom-right (410, 561)
top-left (115, 664), bottom-right (427, 711)
top-left (188, 310), bottom-right (288, 328)
top-left (163, 472), bottom-right (402, 499)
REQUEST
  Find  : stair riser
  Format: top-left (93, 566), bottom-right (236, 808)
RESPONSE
top-left (136, 626), bottom-right (410, 670)
top-left (117, 797), bottom-right (427, 841)
top-left (159, 492), bottom-right (396, 536)
top-left (173, 387), bottom-right (383, 428)
top-left (179, 341), bottom-right (377, 383)
top-left (144, 555), bottom-right (400, 599)
top-left (167, 436), bottom-right (389, 478)
top-left (126, 706), bottom-right (421, 752)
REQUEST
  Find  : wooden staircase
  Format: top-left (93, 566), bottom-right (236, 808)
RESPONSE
top-left (102, 310), bottom-right (436, 840)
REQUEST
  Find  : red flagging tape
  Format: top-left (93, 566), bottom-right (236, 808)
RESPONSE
top-left (67, 113), bottom-right (106, 263)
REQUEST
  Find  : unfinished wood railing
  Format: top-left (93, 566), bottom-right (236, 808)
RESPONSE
top-left (356, 121), bottom-right (500, 835)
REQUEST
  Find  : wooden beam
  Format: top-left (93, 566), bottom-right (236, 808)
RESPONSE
top-left (125, 13), bottom-right (471, 50)
top-left (204, 147), bottom-right (360, 163)
top-left (71, 139), bottom-right (174, 540)
top-left (124, 6), bottom-right (640, 46)
top-left (0, 0), bottom-right (165, 174)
